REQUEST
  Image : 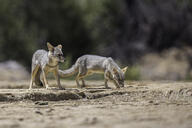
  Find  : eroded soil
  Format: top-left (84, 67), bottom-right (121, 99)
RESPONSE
top-left (0, 80), bottom-right (192, 128)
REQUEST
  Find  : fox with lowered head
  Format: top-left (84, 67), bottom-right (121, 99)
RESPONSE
top-left (59, 55), bottom-right (127, 88)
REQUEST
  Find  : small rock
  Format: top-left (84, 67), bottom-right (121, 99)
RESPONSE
top-left (149, 100), bottom-right (154, 103)
top-left (154, 102), bottom-right (160, 105)
top-left (35, 111), bottom-right (43, 115)
top-left (18, 118), bottom-right (24, 121)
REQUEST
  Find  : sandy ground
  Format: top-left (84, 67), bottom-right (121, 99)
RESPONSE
top-left (0, 80), bottom-right (192, 128)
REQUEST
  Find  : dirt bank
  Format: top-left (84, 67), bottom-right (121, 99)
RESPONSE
top-left (0, 80), bottom-right (191, 128)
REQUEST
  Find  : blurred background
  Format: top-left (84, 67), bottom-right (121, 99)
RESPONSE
top-left (0, 0), bottom-right (192, 81)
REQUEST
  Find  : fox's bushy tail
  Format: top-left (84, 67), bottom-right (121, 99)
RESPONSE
top-left (59, 64), bottom-right (78, 77)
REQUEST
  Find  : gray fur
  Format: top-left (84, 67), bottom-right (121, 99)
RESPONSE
top-left (29, 43), bottom-right (65, 90)
top-left (59, 55), bottom-right (127, 88)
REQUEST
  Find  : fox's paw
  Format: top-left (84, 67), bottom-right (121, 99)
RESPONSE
top-left (46, 86), bottom-right (51, 90)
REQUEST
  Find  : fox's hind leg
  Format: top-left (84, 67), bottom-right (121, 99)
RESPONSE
top-left (34, 69), bottom-right (43, 87)
top-left (81, 72), bottom-right (92, 87)
top-left (75, 75), bottom-right (81, 88)
top-left (76, 66), bottom-right (87, 88)
top-left (76, 74), bottom-right (87, 88)
top-left (76, 76), bottom-right (86, 88)
top-left (29, 64), bottom-right (40, 90)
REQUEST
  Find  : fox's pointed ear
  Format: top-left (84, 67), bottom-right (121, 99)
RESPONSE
top-left (47, 42), bottom-right (54, 52)
top-left (57, 44), bottom-right (62, 49)
top-left (122, 66), bottom-right (128, 74)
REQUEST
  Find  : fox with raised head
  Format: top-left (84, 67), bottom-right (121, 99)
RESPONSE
top-left (29, 42), bottom-right (65, 90)
top-left (59, 55), bottom-right (128, 88)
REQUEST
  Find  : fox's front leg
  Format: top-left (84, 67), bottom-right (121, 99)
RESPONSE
top-left (104, 71), bottom-right (110, 89)
top-left (54, 69), bottom-right (64, 89)
top-left (113, 80), bottom-right (120, 89)
top-left (42, 69), bottom-right (49, 89)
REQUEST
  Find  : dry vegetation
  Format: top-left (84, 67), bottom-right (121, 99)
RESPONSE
top-left (0, 80), bottom-right (192, 128)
